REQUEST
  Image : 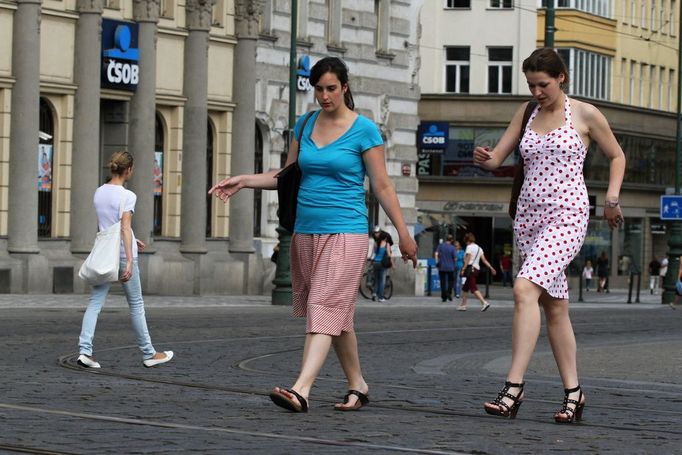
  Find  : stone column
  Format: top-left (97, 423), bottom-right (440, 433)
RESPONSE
top-left (8, 0), bottom-right (42, 254)
top-left (70, 0), bottom-right (104, 253)
top-left (180, 0), bottom-right (215, 253)
top-left (129, 0), bottom-right (160, 248)
top-left (228, 0), bottom-right (263, 253)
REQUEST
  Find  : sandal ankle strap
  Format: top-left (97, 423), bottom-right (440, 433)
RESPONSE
top-left (564, 384), bottom-right (581, 394)
top-left (505, 380), bottom-right (525, 389)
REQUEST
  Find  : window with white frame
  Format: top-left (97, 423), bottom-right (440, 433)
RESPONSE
top-left (541, 0), bottom-right (611, 17)
top-left (445, 47), bottom-right (470, 93)
top-left (659, 66), bottom-right (665, 109)
top-left (630, 61), bottom-right (636, 104)
top-left (669, 69), bottom-right (675, 110)
top-left (446, 0), bottom-right (471, 8)
top-left (559, 48), bottom-right (612, 101)
top-left (639, 63), bottom-right (646, 105)
top-left (490, 0), bottom-right (513, 7)
top-left (631, 0), bottom-right (636, 24)
top-left (488, 47), bottom-right (513, 94)
top-left (671, 0), bottom-right (677, 35)
top-left (641, 0), bottom-right (647, 28)
top-left (620, 58), bottom-right (626, 101)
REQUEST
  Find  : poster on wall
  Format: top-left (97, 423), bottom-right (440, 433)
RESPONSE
top-left (38, 144), bottom-right (52, 192)
top-left (153, 151), bottom-right (163, 195)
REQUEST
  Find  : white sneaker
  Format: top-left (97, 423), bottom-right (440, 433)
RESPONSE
top-left (378, 298), bottom-right (386, 302)
top-left (481, 302), bottom-right (491, 312)
top-left (77, 354), bottom-right (101, 369)
top-left (143, 351), bottom-right (174, 368)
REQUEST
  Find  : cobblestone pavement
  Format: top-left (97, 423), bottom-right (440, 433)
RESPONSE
top-left (0, 288), bottom-right (679, 454)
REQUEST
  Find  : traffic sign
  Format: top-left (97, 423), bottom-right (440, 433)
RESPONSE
top-left (660, 195), bottom-right (682, 220)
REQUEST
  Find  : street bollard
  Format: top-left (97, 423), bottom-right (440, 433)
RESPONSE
top-left (426, 266), bottom-right (431, 296)
top-left (578, 273), bottom-right (584, 302)
top-left (636, 272), bottom-right (641, 303)
top-left (627, 271), bottom-right (634, 303)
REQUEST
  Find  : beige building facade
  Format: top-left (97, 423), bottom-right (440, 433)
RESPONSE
top-left (0, 0), bottom-right (270, 294)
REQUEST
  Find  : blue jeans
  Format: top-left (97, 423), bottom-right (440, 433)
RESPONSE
top-left (454, 267), bottom-right (462, 296)
top-left (79, 259), bottom-right (156, 359)
top-left (372, 262), bottom-right (387, 299)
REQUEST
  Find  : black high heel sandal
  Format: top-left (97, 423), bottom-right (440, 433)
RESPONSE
top-left (554, 385), bottom-right (585, 423)
top-left (484, 381), bottom-right (524, 419)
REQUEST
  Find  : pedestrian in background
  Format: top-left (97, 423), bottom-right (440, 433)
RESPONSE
top-left (435, 234), bottom-right (457, 302)
top-left (209, 57), bottom-right (417, 413)
top-left (671, 255), bottom-right (682, 310)
top-left (458, 232), bottom-right (496, 311)
top-left (648, 256), bottom-right (660, 294)
top-left (659, 256), bottom-right (669, 292)
top-left (473, 48), bottom-right (625, 422)
top-left (582, 260), bottom-right (593, 292)
top-left (596, 251), bottom-right (609, 293)
top-left (371, 228), bottom-right (392, 302)
top-left (454, 240), bottom-right (465, 298)
top-left (77, 151), bottom-right (174, 369)
top-left (499, 253), bottom-right (513, 287)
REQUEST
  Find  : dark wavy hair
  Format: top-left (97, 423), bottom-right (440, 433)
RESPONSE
top-left (522, 48), bottom-right (570, 86)
top-left (309, 57), bottom-right (355, 110)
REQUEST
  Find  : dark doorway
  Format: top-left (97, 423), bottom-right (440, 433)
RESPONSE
top-left (38, 98), bottom-right (54, 237)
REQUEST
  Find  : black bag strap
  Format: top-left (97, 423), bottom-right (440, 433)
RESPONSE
top-left (519, 100), bottom-right (537, 144)
top-left (294, 111), bottom-right (316, 161)
top-left (508, 101), bottom-right (539, 219)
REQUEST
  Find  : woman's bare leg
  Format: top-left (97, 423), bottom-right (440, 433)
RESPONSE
top-left (332, 331), bottom-right (369, 409)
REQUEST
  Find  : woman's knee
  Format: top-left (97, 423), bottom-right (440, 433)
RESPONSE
top-left (513, 278), bottom-right (542, 305)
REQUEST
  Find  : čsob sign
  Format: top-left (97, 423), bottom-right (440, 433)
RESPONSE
top-left (418, 122), bottom-right (449, 152)
top-left (297, 55), bottom-right (312, 92)
top-left (101, 19), bottom-right (140, 91)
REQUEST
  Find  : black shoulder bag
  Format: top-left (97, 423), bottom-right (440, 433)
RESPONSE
top-left (275, 111), bottom-right (315, 232)
top-left (508, 101), bottom-right (538, 220)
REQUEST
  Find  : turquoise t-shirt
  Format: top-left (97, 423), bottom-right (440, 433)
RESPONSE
top-left (293, 110), bottom-right (384, 234)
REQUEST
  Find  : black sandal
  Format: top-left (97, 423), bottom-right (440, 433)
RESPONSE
top-left (483, 381), bottom-right (524, 419)
top-left (335, 389), bottom-right (369, 411)
top-left (269, 388), bottom-right (308, 413)
top-left (554, 385), bottom-right (585, 423)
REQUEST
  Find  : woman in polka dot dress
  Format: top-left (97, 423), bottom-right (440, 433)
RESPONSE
top-left (473, 49), bottom-right (625, 423)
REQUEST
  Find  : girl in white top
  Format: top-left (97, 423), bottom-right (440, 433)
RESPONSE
top-left (77, 151), bottom-right (173, 369)
top-left (458, 232), bottom-right (496, 311)
top-left (582, 261), bottom-right (593, 291)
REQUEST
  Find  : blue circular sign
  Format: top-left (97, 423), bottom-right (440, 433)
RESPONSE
top-left (114, 26), bottom-right (131, 52)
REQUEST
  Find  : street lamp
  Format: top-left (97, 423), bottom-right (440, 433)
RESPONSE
top-left (662, 1), bottom-right (682, 304)
top-left (272, 0), bottom-right (298, 305)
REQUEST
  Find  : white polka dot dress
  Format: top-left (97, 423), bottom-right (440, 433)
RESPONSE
top-left (514, 96), bottom-right (589, 299)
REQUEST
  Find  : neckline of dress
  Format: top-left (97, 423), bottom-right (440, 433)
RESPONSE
top-left (527, 95), bottom-right (572, 138)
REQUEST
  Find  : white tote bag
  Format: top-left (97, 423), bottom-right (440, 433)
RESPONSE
top-left (78, 193), bottom-right (126, 286)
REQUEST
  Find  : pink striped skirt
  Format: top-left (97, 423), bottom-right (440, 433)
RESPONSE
top-left (291, 233), bottom-right (368, 335)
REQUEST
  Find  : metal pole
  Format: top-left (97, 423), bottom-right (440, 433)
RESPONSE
top-left (272, 0), bottom-right (298, 305)
top-left (545, 0), bottom-right (555, 48)
top-left (663, 2), bottom-right (682, 305)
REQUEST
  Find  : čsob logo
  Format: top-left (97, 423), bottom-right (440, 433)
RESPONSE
top-left (419, 122), bottom-right (448, 148)
top-left (102, 20), bottom-right (140, 89)
top-left (297, 56), bottom-right (312, 92)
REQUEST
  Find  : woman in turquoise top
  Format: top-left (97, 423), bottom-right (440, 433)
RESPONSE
top-left (210, 57), bottom-right (417, 413)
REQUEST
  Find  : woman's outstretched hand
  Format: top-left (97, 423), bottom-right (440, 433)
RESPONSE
top-left (209, 176), bottom-right (243, 202)
top-left (399, 237), bottom-right (418, 268)
top-left (473, 146), bottom-right (493, 166)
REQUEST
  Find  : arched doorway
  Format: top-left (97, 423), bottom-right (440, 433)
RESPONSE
top-left (38, 98), bottom-right (55, 238)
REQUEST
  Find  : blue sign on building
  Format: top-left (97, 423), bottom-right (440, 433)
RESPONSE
top-left (660, 195), bottom-right (682, 220)
top-left (296, 55), bottom-right (312, 92)
top-left (101, 19), bottom-right (140, 91)
top-left (418, 122), bottom-right (449, 152)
